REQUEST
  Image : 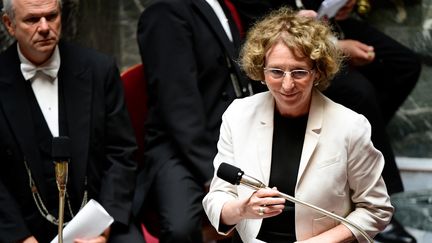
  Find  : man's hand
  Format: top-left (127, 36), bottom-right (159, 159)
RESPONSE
top-left (19, 236), bottom-right (38, 243)
top-left (337, 39), bottom-right (375, 66)
top-left (297, 10), bottom-right (318, 19)
top-left (335, 0), bottom-right (357, 20)
top-left (74, 227), bottom-right (110, 243)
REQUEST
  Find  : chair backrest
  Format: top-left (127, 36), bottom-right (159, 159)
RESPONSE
top-left (121, 63), bottom-right (148, 169)
top-left (121, 64), bottom-right (160, 243)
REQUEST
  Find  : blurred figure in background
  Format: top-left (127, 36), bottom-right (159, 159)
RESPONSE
top-left (133, 0), bottom-right (252, 242)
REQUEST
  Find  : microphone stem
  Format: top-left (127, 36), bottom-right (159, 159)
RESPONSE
top-left (58, 190), bottom-right (65, 243)
top-left (55, 161), bottom-right (68, 243)
top-left (217, 162), bottom-right (374, 242)
top-left (238, 183), bottom-right (372, 241)
top-left (276, 189), bottom-right (373, 243)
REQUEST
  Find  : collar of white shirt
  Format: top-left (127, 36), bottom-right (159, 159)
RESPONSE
top-left (18, 45), bottom-right (61, 81)
top-left (205, 0), bottom-right (233, 42)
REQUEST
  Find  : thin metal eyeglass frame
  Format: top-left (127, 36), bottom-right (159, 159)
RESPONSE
top-left (263, 67), bottom-right (314, 80)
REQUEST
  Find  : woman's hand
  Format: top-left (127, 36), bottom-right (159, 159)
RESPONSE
top-left (220, 187), bottom-right (285, 226)
top-left (337, 39), bottom-right (375, 66)
top-left (243, 187), bottom-right (286, 219)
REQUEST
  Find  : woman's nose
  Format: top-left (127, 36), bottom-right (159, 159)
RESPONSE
top-left (281, 75), bottom-right (295, 90)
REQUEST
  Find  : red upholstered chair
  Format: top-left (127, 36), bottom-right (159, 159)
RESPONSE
top-left (120, 64), bottom-right (158, 243)
top-left (141, 224), bottom-right (159, 243)
top-left (121, 63), bottom-right (148, 169)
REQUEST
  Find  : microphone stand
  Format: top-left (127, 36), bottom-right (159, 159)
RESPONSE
top-left (55, 160), bottom-right (68, 243)
top-left (279, 190), bottom-right (373, 243)
top-left (52, 137), bottom-right (71, 243)
top-left (240, 179), bottom-right (374, 243)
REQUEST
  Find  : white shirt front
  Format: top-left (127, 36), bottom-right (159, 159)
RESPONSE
top-left (18, 45), bottom-right (61, 137)
top-left (205, 0), bottom-right (233, 42)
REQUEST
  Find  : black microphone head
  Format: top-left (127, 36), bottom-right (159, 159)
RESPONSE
top-left (52, 136), bottom-right (71, 161)
top-left (217, 162), bottom-right (244, 185)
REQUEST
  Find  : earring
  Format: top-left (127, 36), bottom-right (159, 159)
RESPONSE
top-left (313, 81), bottom-right (319, 86)
top-left (260, 80), bottom-right (266, 85)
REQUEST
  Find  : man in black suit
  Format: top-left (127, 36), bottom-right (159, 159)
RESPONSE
top-left (133, 0), bottom-right (253, 242)
top-left (0, 0), bottom-right (143, 242)
top-left (231, 1), bottom-right (420, 243)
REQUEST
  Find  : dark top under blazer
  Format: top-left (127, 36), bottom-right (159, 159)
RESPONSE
top-left (0, 41), bottom-right (138, 242)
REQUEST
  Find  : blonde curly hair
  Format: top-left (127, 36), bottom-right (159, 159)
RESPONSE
top-left (239, 7), bottom-right (344, 91)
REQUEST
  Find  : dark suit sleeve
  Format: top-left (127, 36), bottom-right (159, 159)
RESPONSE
top-left (137, 2), bottom-right (216, 183)
top-left (98, 58), bottom-right (138, 225)
top-left (0, 179), bottom-right (31, 242)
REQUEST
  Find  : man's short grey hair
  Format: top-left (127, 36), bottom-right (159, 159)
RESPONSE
top-left (2, 0), bottom-right (63, 21)
top-left (2, 0), bottom-right (14, 19)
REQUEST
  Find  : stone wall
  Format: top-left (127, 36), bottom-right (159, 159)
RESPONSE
top-left (0, 15), bottom-right (13, 52)
top-left (367, 0), bottom-right (432, 157)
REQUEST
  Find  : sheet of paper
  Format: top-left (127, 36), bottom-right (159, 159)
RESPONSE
top-left (317, 0), bottom-right (349, 19)
top-left (51, 199), bottom-right (114, 243)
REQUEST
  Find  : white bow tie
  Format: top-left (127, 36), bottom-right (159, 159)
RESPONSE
top-left (20, 62), bottom-right (59, 81)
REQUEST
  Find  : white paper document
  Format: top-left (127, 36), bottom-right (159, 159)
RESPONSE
top-left (51, 199), bottom-right (114, 243)
top-left (317, 0), bottom-right (349, 19)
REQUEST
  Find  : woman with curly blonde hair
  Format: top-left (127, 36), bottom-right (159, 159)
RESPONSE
top-left (203, 7), bottom-right (393, 243)
top-left (240, 7), bottom-right (342, 91)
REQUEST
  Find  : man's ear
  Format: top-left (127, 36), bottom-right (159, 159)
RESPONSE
top-left (2, 14), bottom-right (15, 36)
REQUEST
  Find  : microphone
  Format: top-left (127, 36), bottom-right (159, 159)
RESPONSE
top-left (216, 162), bottom-right (373, 243)
top-left (52, 136), bottom-right (71, 243)
top-left (217, 162), bottom-right (266, 190)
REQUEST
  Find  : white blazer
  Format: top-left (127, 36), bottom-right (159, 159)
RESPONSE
top-left (203, 90), bottom-right (393, 243)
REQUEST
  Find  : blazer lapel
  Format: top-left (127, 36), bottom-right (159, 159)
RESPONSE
top-left (254, 91), bottom-right (324, 189)
top-left (192, 0), bottom-right (237, 58)
top-left (256, 93), bottom-right (275, 185)
top-left (58, 43), bottom-right (92, 196)
top-left (218, 0), bottom-right (242, 50)
top-left (193, 0), bottom-right (251, 96)
top-left (0, 48), bottom-right (48, 197)
top-left (296, 90), bottom-right (323, 187)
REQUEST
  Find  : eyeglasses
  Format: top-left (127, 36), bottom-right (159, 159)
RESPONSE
top-left (264, 67), bottom-right (313, 80)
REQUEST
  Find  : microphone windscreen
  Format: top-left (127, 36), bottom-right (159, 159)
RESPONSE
top-left (217, 162), bottom-right (244, 185)
top-left (52, 136), bottom-right (71, 160)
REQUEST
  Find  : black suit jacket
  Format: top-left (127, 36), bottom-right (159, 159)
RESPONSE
top-left (0, 41), bottom-right (138, 242)
top-left (134, 0), bottom-right (251, 213)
